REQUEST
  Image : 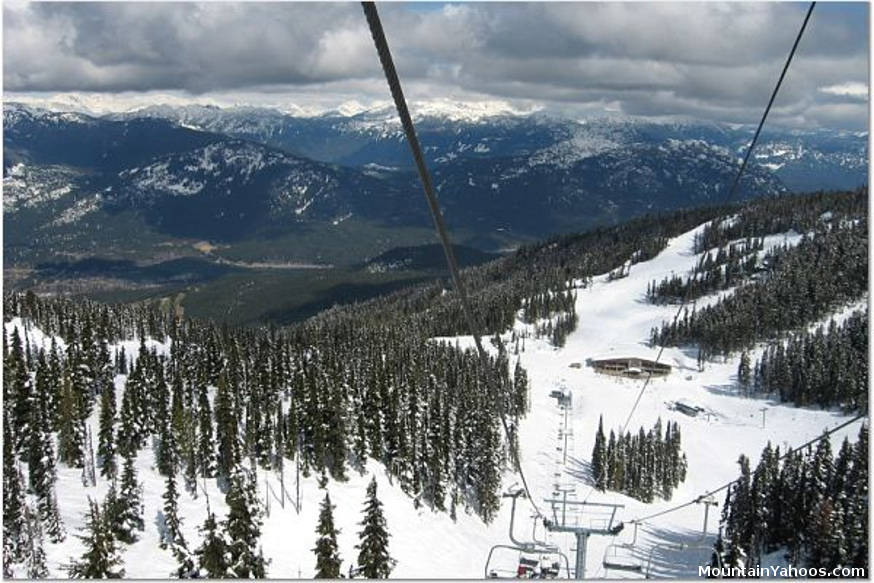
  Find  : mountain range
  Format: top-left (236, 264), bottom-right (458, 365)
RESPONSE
top-left (2, 99), bottom-right (867, 322)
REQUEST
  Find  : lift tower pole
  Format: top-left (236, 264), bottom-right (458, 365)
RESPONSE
top-left (542, 498), bottom-right (625, 579)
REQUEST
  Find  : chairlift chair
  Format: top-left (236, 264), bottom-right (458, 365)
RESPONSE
top-left (601, 521), bottom-right (645, 577)
top-left (484, 546), bottom-right (572, 579)
top-left (643, 540), bottom-right (716, 579)
top-left (602, 543), bottom-right (644, 576)
top-left (484, 488), bottom-right (572, 579)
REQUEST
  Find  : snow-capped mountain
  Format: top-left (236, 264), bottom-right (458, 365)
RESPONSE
top-left (3, 103), bottom-right (219, 173)
top-left (105, 139), bottom-right (410, 241)
top-left (99, 100), bottom-right (867, 193)
top-left (2, 100), bottom-right (866, 288)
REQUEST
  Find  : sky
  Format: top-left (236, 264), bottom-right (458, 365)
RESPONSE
top-left (3, 1), bottom-right (870, 129)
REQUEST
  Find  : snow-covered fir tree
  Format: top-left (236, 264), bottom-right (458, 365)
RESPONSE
top-left (66, 499), bottom-right (125, 579)
top-left (313, 492), bottom-right (342, 578)
top-left (193, 509), bottom-right (227, 578)
top-left (23, 504), bottom-right (49, 579)
top-left (97, 375), bottom-right (118, 479)
top-left (3, 411), bottom-right (27, 565)
top-left (113, 452), bottom-right (145, 544)
top-left (223, 467), bottom-right (268, 578)
top-left (160, 471), bottom-right (184, 550)
top-left (355, 477), bottom-right (395, 578)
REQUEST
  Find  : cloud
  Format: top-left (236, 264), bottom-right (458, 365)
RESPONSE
top-left (3, 1), bottom-right (869, 129)
top-left (819, 82), bottom-right (868, 99)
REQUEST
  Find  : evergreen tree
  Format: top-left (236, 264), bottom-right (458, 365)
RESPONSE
top-left (31, 412), bottom-right (65, 543)
top-left (113, 453), bottom-right (144, 544)
top-left (846, 424), bottom-right (868, 569)
top-left (355, 477), bottom-right (395, 578)
top-left (26, 354), bottom-right (51, 490)
top-left (160, 470), bottom-right (198, 579)
top-left (57, 367), bottom-right (86, 468)
top-left (194, 511), bottom-right (228, 578)
top-left (313, 492), bottom-right (342, 578)
top-left (197, 382), bottom-right (217, 478)
top-left (592, 415), bottom-right (607, 491)
top-left (6, 327), bottom-right (32, 455)
top-left (160, 471), bottom-right (184, 550)
top-left (66, 499), bottom-right (125, 579)
top-left (97, 377), bottom-right (118, 479)
top-left (169, 537), bottom-right (198, 580)
top-left (116, 375), bottom-right (139, 458)
top-left (3, 412), bottom-right (27, 563)
top-left (214, 372), bottom-right (239, 482)
top-left (102, 479), bottom-right (123, 544)
top-left (737, 352), bottom-right (751, 395)
top-left (156, 414), bottom-right (179, 477)
top-left (223, 468), bottom-right (267, 578)
top-left (23, 505), bottom-right (49, 579)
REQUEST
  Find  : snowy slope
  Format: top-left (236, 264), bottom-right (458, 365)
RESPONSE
top-left (8, 219), bottom-right (865, 579)
top-left (495, 221), bottom-right (864, 579)
top-left (434, 220), bottom-right (865, 578)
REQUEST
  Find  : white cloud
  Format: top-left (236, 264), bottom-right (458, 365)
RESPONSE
top-left (819, 82), bottom-right (869, 99)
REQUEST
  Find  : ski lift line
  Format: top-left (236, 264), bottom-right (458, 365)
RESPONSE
top-left (629, 412), bottom-right (867, 526)
top-left (617, 1), bottom-right (817, 437)
top-left (576, 3), bottom-right (817, 508)
top-left (362, 1), bottom-right (546, 521)
top-left (724, 1), bottom-right (816, 204)
top-left (360, 2), bottom-right (484, 358)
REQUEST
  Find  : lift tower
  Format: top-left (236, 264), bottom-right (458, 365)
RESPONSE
top-left (542, 498), bottom-right (625, 579)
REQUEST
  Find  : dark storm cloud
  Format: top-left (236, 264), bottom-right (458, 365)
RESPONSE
top-left (3, 1), bottom-right (868, 129)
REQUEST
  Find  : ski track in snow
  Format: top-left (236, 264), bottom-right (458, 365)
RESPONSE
top-left (7, 220), bottom-right (865, 579)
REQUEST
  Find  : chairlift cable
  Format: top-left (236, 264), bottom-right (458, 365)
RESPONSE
top-left (581, 2), bottom-right (817, 510)
top-left (617, 1), bottom-right (817, 437)
top-left (630, 412), bottom-right (866, 525)
top-left (362, 1), bottom-right (545, 520)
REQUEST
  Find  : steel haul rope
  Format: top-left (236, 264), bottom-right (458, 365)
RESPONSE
top-left (630, 413), bottom-right (867, 525)
top-left (618, 1), bottom-right (817, 437)
top-left (580, 2), bottom-right (819, 509)
top-left (362, 1), bottom-right (544, 519)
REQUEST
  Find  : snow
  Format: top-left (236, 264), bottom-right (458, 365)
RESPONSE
top-left (6, 221), bottom-right (865, 578)
top-left (404, 98), bottom-right (541, 123)
top-left (51, 195), bottom-right (101, 226)
top-left (528, 128), bottom-right (620, 169)
top-left (3, 165), bottom-right (81, 214)
top-left (6, 317), bottom-right (68, 353)
top-left (294, 197), bottom-right (314, 216)
top-left (332, 212), bottom-right (353, 226)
